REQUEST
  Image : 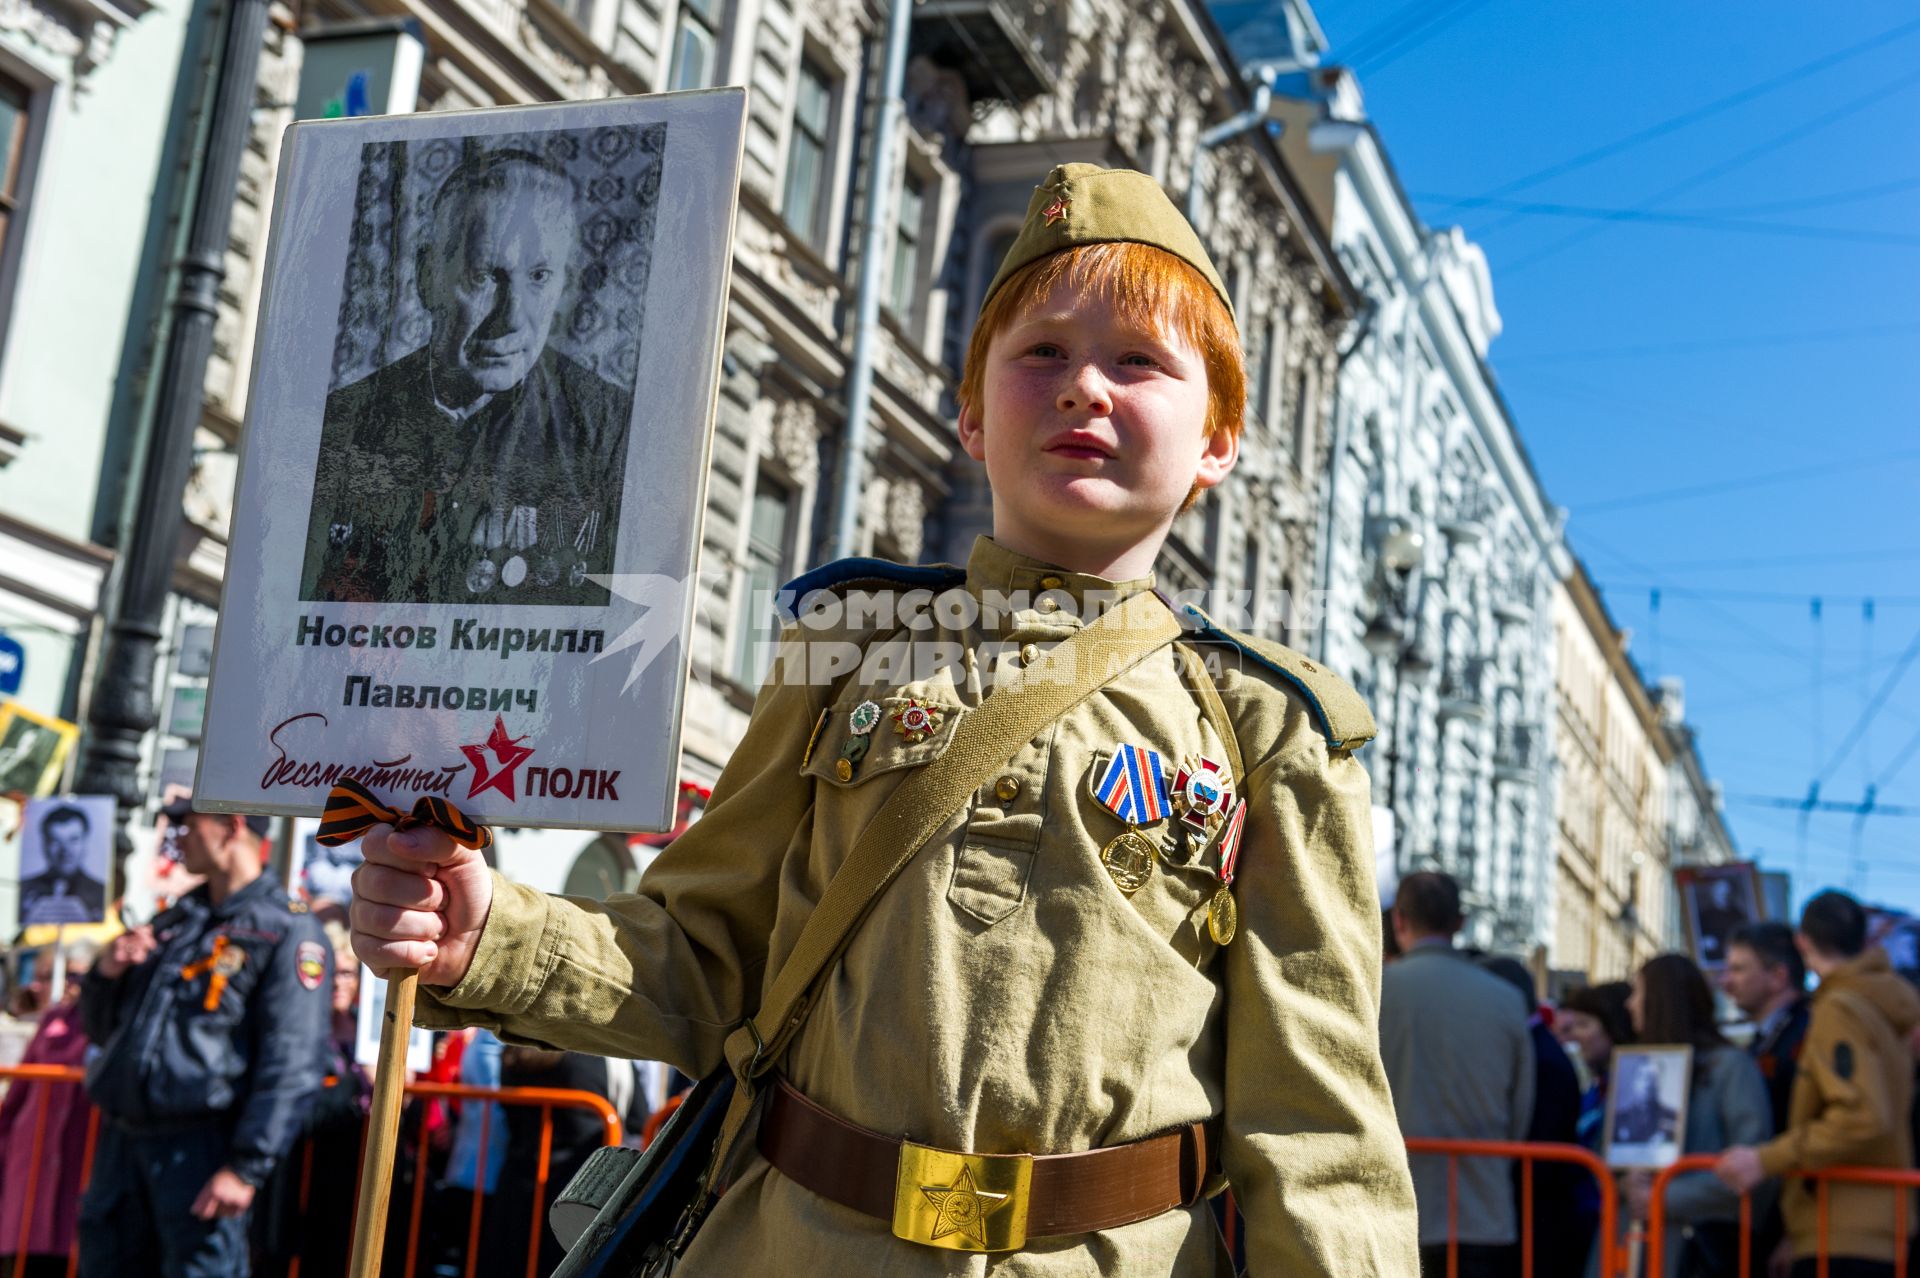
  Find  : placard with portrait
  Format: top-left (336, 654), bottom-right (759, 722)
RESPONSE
top-left (196, 90), bottom-right (747, 833)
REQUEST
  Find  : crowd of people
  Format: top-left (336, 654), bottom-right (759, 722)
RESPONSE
top-left (0, 804), bottom-right (654, 1278)
top-left (1384, 870), bottom-right (1920, 1278)
top-left (3, 805), bottom-right (1919, 1276)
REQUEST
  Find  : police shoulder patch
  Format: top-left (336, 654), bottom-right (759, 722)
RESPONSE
top-left (1835, 1041), bottom-right (1855, 1080)
top-left (296, 941), bottom-right (327, 991)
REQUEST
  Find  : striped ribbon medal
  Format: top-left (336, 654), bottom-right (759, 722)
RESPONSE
top-left (1090, 744), bottom-right (1170, 894)
top-left (1208, 798), bottom-right (1249, 945)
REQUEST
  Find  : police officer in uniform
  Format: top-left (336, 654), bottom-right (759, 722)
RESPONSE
top-left (352, 165), bottom-right (1419, 1274)
top-left (77, 800), bottom-right (332, 1278)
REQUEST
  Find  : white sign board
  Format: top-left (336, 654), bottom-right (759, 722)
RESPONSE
top-left (196, 90), bottom-right (747, 833)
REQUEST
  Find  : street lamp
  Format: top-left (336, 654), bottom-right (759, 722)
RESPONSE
top-left (75, 0), bottom-right (273, 857)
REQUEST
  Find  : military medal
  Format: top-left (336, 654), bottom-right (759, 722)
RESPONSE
top-left (837, 700), bottom-right (881, 781)
top-left (1091, 744), bottom-right (1170, 894)
top-left (1208, 798), bottom-right (1248, 945)
top-left (892, 698), bottom-right (943, 744)
top-left (1173, 755), bottom-right (1234, 836)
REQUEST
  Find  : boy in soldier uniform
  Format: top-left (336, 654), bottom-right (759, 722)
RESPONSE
top-left (350, 164), bottom-right (1419, 1274)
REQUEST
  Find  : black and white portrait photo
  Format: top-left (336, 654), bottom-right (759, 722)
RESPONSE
top-left (300, 124), bottom-right (666, 607)
top-left (1604, 1045), bottom-right (1691, 1169)
top-left (200, 92), bottom-right (745, 833)
top-left (16, 795), bottom-right (113, 927)
top-left (1679, 862), bottom-right (1763, 970)
top-left (0, 701), bottom-right (79, 799)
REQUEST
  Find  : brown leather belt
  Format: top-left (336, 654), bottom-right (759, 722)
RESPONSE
top-left (756, 1076), bottom-right (1217, 1253)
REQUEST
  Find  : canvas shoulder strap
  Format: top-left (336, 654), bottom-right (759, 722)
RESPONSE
top-left (711, 588), bottom-right (1184, 1161)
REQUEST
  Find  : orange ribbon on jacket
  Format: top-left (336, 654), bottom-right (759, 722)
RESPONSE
top-left (181, 935), bottom-right (237, 1011)
top-left (315, 779), bottom-right (494, 851)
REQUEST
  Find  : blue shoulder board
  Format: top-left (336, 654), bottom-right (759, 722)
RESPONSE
top-left (1178, 602), bottom-right (1378, 750)
top-left (782, 557), bottom-right (966, 600)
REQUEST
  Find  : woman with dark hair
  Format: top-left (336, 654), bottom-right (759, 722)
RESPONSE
top-left (1558, 981), bottom-right (1636, 1150)
top-left (1627, 953), bottom-right (1772, 1278)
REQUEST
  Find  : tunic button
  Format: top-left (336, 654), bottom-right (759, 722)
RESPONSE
top-left (995, 776), bottom-right (1021, 802)
top-left (1037, 596), bottom-right (1060, 614)
top-left (1020, 643), bottom-right (1040, 665)
top-left (1039, 575), bottom-right (1063, 589)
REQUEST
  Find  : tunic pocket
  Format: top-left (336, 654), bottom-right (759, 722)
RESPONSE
top-left (948, 840), bottom-right (1037, 926)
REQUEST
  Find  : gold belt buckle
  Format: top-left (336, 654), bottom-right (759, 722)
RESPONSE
top-left (892, 1140), bottom-right (1032, 1252)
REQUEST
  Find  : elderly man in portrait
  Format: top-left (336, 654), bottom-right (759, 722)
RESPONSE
top-left (20, 803), bottom-right (108, 926)
top-left (300, 148), bottom-right (634, 606)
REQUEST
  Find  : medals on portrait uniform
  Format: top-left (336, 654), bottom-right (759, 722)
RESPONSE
top-left (1091, 743), bottom-right (1170, 894)
top-left (1208, 798), bottom-right (1248, 946)
top-left (1172, 755), bottom-right (1234, 837)
top-left (837, 699), bottom-right (880, 782)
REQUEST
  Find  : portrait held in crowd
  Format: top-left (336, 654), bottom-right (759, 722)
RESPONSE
top-left (1604, 1044), bottom-right (1692, 1169)
top-left (1677, 861), bottom-right (1764, 971)
top-left (196, 93), bottom-right (744, 832)
top-left (0, 701), bottom-right (80, 798)
top-left (300, 125), bottom-right (666, 607)
top-left (15, 794), bottom-right (114, 926)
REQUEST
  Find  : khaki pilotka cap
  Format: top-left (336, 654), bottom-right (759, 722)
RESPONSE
top-left (980, 162), bottom-right (1236, 324)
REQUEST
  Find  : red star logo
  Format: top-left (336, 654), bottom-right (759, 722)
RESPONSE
top-left (460, 716), bottom-right (535, 802)
top-left (1042, 195), bottom-right (1069, 226)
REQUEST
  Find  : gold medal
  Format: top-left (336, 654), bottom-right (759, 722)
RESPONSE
top-left (1101, 828), bottom-right (1156, 894)
top-left (1208, 886), bottom-right (1237, 946)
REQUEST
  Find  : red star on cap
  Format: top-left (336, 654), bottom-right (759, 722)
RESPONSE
top-left (1042, 195), bottom-right (1069, 226)
top-left (461, 716), bottom-right (535, 802)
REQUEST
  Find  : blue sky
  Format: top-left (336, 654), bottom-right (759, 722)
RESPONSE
top-left (1301, 1), bottom-right (1920, 912)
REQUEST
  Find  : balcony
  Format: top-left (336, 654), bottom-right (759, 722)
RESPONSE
top-left (909, 0), bottom-right (1051, 104)
top-left (1439, 658), bottom-right (1490, 721)
top-left (1495, 725), bottom-right (1536, 779)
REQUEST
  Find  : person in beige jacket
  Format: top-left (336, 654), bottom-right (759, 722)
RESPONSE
top-left (1715, 890), bottom-right (1920, 1278)
top-left (350, 164), bottom-right (1419, 1275)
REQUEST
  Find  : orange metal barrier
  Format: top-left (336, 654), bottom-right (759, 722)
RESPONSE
top-left (1404, 1136), bottom-right (1622, 1278)
top-left (0, 1062), bottom-right (622, 1278)
top-left (1646, 1152), bottom-right (1920, 1278)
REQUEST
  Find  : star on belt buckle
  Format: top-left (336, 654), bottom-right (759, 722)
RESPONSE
top-left (892, 1141), bottom-right (1032, 1252)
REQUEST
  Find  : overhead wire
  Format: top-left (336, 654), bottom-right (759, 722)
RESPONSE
top-left (1404, 195), bottom-right (1920, 247)
top-left (1574, 447), bottom-right (1920, 515)
top-left (1421, 16), bottom-right (1920, 226)
top-left (1496, 321), bottom-right (1920, 365)
top-left (1502, 64), bottom-right (1920, 273)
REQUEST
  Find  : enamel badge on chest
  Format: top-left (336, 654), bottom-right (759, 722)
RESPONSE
top-left (1091, 744), bottom-right (1170, 894)
top-left (1173, 755), bottom-right (1234, 836)
top-left (891, 698), bottom-right (943, 744)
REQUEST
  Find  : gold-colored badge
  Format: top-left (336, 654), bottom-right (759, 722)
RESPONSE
top-left (1101, 829), bottom-right (1157, 894)
top-left (1208, 886), bottom-right (1237, 946)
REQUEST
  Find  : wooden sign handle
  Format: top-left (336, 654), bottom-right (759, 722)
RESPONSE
top-left (348, 968), bottom-right (418, 1278)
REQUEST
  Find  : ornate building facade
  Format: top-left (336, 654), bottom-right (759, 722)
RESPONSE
top-left (1551, 561), bottom-right (1676, 980)
top-left (0, 0), bottom-right (195, 928)
top-left (1270, 63), bottom-right (1569, 954)
top-left (57, 0), bottom-right (1354, 894)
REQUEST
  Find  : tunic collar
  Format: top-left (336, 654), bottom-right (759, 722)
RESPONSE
top-left (962, 536), bottom-right (1155, 639)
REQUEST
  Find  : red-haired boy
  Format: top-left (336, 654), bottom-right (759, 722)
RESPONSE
top-left (352, 163), bottom-right (1418, 1274)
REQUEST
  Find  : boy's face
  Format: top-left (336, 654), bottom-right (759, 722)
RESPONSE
top-left (958, 274), bottom-right (1235, 569)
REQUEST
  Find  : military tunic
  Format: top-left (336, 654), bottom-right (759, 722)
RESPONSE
top-left (415, 537), bottom-right (1418, 1274)
top-left (300, 345), bottom-right (632, 607)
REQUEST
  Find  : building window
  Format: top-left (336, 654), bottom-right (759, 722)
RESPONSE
top-left (670, 0), bottom-right (721, 91)
top-left (734, 470), bottom-right (795, 686)
top-left (782, 57), bottom-right (833, 249)
top-left (888, 169), bottom-right (925, 320)
top-left (0, 76), bottom-right (31, 288)
top-left (1290, 364), bottom-right (1314, 462)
